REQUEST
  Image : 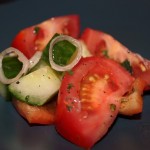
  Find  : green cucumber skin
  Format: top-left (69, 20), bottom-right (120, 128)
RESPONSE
top-left (9, 66), bottom-right (61, 106)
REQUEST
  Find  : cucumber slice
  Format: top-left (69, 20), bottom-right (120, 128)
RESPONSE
top-left (30, 59), bottom-right (63, 79)
top-left (9, 66), bottom-right (61, 106)
top-left (29, 59), bottom-right (48, 72)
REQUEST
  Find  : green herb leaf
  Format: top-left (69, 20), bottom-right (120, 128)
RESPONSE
top-left (102, 50), bottom-right (109, 58)
top-left (2, 56), bottom-right (23, 79)
top-left (67, 83), bottom-right (74, 92)
top-left (121, 59), bottom-right (133, 74)
top-left (67, 70), bottom-right (74, 75)
top-left (110, 104), bottom-right (116, 112)
top-left (52, 40), bottom-right (76, 66)
top-left (66, 104), bottom-right (73, 112)
top-left (33, 26), bottom-right (40, 34)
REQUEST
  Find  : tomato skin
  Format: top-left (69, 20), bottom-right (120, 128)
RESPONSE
top-left (80, 28), bottom-right (106, 56)
top-left (11, 27), bottom-right (37, 58)
top-left (55, 57), bottom-right (134, 148)
top-left (80, 28), bottom-right (150, 89)
top-left (11, 15), bottom-right (80, 58)
top-left (12, 99), bottom-right (56, 125)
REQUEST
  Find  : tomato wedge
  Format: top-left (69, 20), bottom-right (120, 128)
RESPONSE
top-left (119, 78), bottom-right (146, 116)
top-left (55, 56), bottom-right (134, 148)
top-left (80, 28), bottom-right (150, 90)
top-left (12, 99), bottom-right (56, 125)
top-left (11, 14), bottom-right (80, 58)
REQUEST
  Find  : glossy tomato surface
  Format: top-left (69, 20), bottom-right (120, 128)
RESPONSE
top-left (55, 57), bottom-right (134, 148)
top-left (11, 14), bottom-right (80, 58)
top-left (0, 1), bottom-right (150, 150)
top-left (80, 28), bottom-right (150, 90)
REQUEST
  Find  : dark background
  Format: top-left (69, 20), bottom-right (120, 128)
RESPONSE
top-left (0, 0), bottom-right (150, 150)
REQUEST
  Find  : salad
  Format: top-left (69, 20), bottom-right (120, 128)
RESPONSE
top-left (0, 14), bottom-right (150, 149)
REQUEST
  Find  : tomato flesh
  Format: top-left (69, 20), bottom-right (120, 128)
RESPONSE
top-left (80, 28), bottom-right (150, 89)
top-left (13, 99), bottom-right (56, 125)
top-left (119, 78), bottom-right (146, 116)
top-left (55, 57), bottom-right (134, 148)
top-left (80, 28), bottom-right (107, 56)
top-left (11, 14), bottom-right (80, 58)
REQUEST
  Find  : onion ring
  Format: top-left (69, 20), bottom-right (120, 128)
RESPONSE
top-left (29, 51), bottom-right (42, 69)
top-left (0, 47), bottom-right (29, 84)
top-left (49, 35), bottom-right (82, 71)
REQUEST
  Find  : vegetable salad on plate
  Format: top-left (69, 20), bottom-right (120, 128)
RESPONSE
top-left (0, 14), bottom-right (150, 149)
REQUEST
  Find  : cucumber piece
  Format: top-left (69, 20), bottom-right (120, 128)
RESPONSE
top-left (29, 59), bottom-right (48, 72)
top-left (9, 66), bottom-right (61, 106)
top-left (30, 59), bottom-right (63, 79)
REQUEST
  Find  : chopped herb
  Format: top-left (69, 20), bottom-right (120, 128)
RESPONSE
top-left (110, 104), bottom-right (116, 112)
top-left (102, 50), bottom-right (109, 58)
top-left (33, 26), bottom-right (40, 34)
top-left (67, 70), bottom-right (74, 75)
top-left (67, 83), bottom-right (74, 92)
top-left (121, 59), bottom-right (133, 74)
top-left (66, 104), bottom-right (73, 112)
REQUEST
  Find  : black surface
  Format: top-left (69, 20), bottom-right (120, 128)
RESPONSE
top-left (0, 0), bottom-right (150, 150)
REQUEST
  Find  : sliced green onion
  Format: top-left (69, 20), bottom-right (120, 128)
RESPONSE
top-left (49, 35), bottom-right (82, 71)
top-left (0, 47), bottom-right (29, 84)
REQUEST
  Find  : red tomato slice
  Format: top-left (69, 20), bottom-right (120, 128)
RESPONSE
top-left (11, 14), bottom-right (80, 58)
top-left (133, 66), bottom-right (150, 90)
top-left (80, 28), bottom-right (107, 56)
top-left (55, 56), bottom-right (134, 148)
top-left (80, 28), bottom-right (150, 89)
top-left (119, 78), bottom-right (146, 116)
top-left (12, 99), bottom-right (56, 125)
